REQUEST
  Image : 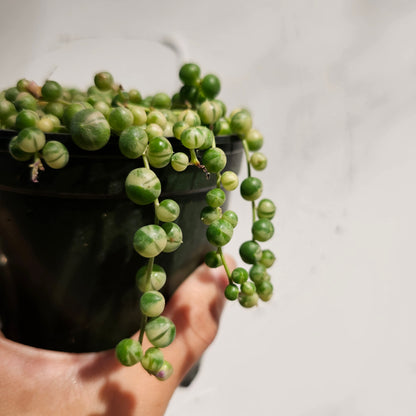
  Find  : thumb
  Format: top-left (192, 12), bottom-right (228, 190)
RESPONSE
top-left (162, 256), bottom-right (235, 386)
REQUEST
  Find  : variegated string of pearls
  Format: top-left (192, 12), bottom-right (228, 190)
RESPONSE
top-left (1, 63), bottom-right (276, 381)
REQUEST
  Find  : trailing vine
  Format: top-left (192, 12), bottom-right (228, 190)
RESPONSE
top-left (0, 63), bottom-right (277, 380)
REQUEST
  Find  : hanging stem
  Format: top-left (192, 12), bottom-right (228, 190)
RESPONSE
top-left (190, 149), bottom-right (200, 166)
top-left (218, 247), bottom-right (232, 284)
top-left (251, 200), bottom-right (257, 227)
top-left (142, 153), bottom-right (150, 169)
top-left (242, 139), bottom-right (252, 177)
top-left (240, 138), bottom-right (258, 228)
top-left (138, 151), bottom-right (156, 345)
top-left (139, 256), bottom-right (155, 345)
top-left (216, 173), bottom-right (222, 188)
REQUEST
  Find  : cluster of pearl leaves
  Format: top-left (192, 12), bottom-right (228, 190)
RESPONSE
top-left (1, 63), bottom-right (277, 381)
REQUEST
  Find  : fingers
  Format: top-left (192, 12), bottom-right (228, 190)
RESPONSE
top-left (160, 256), bottom-right (235, 386)
top-left (0, 257), bottom-right (236, 415)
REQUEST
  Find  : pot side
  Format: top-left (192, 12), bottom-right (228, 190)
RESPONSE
top-left (0, 131), bottom-right (243, 353)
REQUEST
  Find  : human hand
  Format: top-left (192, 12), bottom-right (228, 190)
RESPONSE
top-left (0, 258), bottom-right (234, 416)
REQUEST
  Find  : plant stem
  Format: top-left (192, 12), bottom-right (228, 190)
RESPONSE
top-left (138, 153), bottom-right (159, 345)
top-left (242, 139), bottom-right (252, 177)
top-left (241, 138), bottom-right (258, 231)
top-left (142, 154), bottom-right (150, 169)
top-left (218, 247), bottom-right (232, 284)
top-left (216, 173), bottom-right (221, 188)
top-left (190, 149), bottom-right (200, 166)
top-left (138, 314), bottom-right (147, 345)
top-left (212, 135), bottom-right (216, 148)
top-left (153, 199), bottom-right (160, 224)
top-left (57, 98), bottom-right (72, 106)
top-left (251, 200), bottom-right (257, 226)
top-left (139, 256), bottom-right (155, 344)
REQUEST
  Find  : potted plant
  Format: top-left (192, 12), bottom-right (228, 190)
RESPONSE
top-left (0, 63), bottom-right (276, 381)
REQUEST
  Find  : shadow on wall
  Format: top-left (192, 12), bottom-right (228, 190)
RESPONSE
top-left (0, 2), bottom-right (43, 89)
top-left (1, 36), bottom-right (186, 96)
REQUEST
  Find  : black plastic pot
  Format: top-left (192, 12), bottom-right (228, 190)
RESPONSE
top-left (0, 130), bottom-right (243, 353)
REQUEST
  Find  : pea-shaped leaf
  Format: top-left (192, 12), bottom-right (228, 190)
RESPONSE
top-left (202, 147), bottom-right (227, 173)
top-left (206, 219), bottom-right (233, 247)
top-left (145, 316), bottom-right (176, 348)
top-left (70, 109), bottom-right (110, 151)
top-left (136, 264), bottom-right (167, 292)
top-left (146, 136), bottom-right (173, 168)
top-left (42, 140), bottom-right (69, 169)
top-left (8, 135), bottom-right (32, 161)
top-left (154, 360), bottom-right (173, 381)
top-left (125, 168), bottom-right (161, 205)
top-left (240, 177), bottom-right (263, 201)
top-left (115, 338), bottom-right (143, 367)
top-left (16, 127), bottom-right (45, 153)
top-left (180, 126), bottom-right (205, 149)
top-left (252, 218), bottom-right (274, 242)
top-left (140, 290), bottom-right (165, 317)
top-left (239, 240), bottom-right (262, 264)
top-left (161, 222), bottom-right (183, 253)
top-left (156, 199), bottom-right (180, 222)
top-left (119, 126), bottom-right (148, 159)
top-left (133, 225), bottom-right (167, 258)
top-left (141, 347), bottom-right (164, 373)
top-left (230, 109), bottom-right (252, 135)
top-left (257, 199), bottom-right (276, 219)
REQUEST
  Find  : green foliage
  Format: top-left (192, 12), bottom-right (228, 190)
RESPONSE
top-left (3, 63), bottom-right (277, 381)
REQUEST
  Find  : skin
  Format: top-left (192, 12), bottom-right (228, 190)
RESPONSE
top-left (0, 258), bottom-right (234, 416)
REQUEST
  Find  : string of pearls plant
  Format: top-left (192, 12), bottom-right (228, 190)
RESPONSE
top-left (0, 63), bottom-right (277, 381)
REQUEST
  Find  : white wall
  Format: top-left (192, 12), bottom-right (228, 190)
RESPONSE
top-left (2, 0), bottom-right (416, 414)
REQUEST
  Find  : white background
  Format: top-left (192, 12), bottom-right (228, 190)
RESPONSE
top-left (1, 0), bottom-right (416, 414)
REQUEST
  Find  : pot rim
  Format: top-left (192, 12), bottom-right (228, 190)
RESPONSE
top-left (0, 129), bottom-right (241, 157)
top-left (0, 129), bottom-right (244, 199)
